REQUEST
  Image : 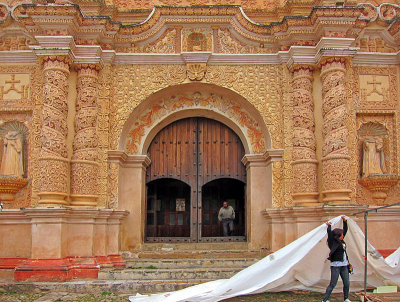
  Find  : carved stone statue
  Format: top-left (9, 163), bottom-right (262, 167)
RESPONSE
top-left (362, 137), bottom-right (386, 177)
top-left (0, 130), bottom-right (24, 177)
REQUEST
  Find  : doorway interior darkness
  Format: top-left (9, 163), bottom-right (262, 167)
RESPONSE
top-left (145, 117), bottom-right (246, 243)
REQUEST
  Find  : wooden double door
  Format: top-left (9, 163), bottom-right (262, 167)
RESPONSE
top-left (145, 117), bottom-right (246, 242)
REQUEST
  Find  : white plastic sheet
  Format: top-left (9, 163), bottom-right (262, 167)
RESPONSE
top-left (129, 216), bottom-right (400, 302)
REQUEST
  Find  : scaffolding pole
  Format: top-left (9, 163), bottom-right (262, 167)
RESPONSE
top-left (352, 202), bottom-right (400, 296)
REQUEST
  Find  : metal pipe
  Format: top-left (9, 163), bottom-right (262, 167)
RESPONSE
top-left (364, 211), bottom-right (368, 295)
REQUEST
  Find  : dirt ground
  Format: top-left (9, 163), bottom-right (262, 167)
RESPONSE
top-left (0, 291), bottom-right (361, 302)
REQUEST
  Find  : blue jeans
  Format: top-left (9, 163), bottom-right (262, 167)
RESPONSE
top-left (323, 265), bottom-right (350, 301)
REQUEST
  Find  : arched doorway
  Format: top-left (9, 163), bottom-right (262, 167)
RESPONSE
top-left (145, 117), bottom-right (246, 242)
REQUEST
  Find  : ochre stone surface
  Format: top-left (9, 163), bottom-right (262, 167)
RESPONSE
top-left (0, 0), bottom-right (399, 282)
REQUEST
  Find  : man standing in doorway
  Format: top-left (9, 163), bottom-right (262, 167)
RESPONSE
top-left (218, 201), bottom-right (235, 236)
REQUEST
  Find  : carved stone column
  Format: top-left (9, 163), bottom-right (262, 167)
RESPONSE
top-left (291, 66), bottom-right (319, 206)
top-left (320, 58), bottom-right (352, 204)
top-left (70, 64), bottom-right (100, 206)
top-left (38, 56), bottom-right (71, 206)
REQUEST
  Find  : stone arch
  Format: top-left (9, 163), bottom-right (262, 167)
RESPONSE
top-left (119, 82), bottom-right (271, 156)
top-left (115, 83), bottom-right (281, 250)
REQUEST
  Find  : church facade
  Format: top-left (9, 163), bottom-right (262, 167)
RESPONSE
top-left (0, 0), bottom-right (399, 281)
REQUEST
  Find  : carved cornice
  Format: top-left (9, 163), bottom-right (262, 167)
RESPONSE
top-left (13, 4), bottom-right (366, 44)
top-left (1, 4), bottom-right (399, 65)
top-left (107, 151), bottom-right (151, 169)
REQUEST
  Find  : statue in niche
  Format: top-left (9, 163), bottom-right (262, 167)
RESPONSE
top-left (0, 130), bottom-right (24, 178)
top-left (362, 137), bottom-right (387, 177)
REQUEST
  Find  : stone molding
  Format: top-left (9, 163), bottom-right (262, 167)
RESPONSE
top-left (262, 205), bottom-right (400, 251)
top-left (108, 151), bottom-right (151, 169)
top-left (241, 149), bottom-right (283, 167)
top-left (0, 4), bottom-right (398, 66)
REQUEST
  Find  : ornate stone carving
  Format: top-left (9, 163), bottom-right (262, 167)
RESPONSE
top-left (290, 67), bottom-right (318, 206)
top-left (111, 64), bottom-right (284, 207)
top-left (0, 121), bottom-right (29, 207)
top-left (38, 56), bottom-right (70, 206)
top-left (217, 28), bottom-right (274, 54)
top-left (0, 74), bottom-right (30, 101)
top-left (70, 64), bottom-right (100, 207)
top-left (355, 67), bottom-right (397, 110)
top-left (356, 121), bottom-right (398, 205)
top-left (357, 37), bottom-right (397, 53)
top-left (182, 28), bottom-right (212, 52)
top-left (0, 35), bottom-right (31, 51)
top-left (97, 64), bottom-right (112, 208)
top-left (361, 136), bottom-right (386, 177)
top-left (358, 175), bottom-right (398, 206)
top-left (126, 29), bottom-right (177, 53)
top-left (107, 161), bottom-right (119, 209)
top-left (320, 58), bottom-right (352, 204)
top-left (125, 92), bottom-right (266, 155)
top-left (0, 176), bottom-right (28, 206)
top-left (186, 63), bottom-right (207, 81)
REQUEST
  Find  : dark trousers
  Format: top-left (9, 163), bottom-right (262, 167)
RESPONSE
top-left (323, 265), bottom-right (350, 301)
top-left (222, 219), bottom-right (234, 236)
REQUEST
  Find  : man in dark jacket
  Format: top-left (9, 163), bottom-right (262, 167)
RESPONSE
top-left (322, 216), bottom-right (351, 302)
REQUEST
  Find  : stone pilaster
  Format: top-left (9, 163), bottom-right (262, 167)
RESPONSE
top-left (38, 56), bottom-right (71, 206)
top-left (320, 58), bottom-right (352, 204)
top-left (291, 66), bottom-right (319, 206)
top-left (70, 64), bottom-right (100, 207)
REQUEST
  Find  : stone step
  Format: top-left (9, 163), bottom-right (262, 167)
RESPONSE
top-left (124, 247), bottom-right (270, 259)
top-left (140, 242), bottom-right (250, 251)
top-left (124, 258), bottom-right (259, 269)
top-left (0, 279), bottom-right (209, 294)
top-left (98, 267), bottom-right (242, 281)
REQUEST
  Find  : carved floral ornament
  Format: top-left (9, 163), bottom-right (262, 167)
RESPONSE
top-left (125, 92), bottom-right (266, 155)
top-left (3, 3), bottom-right (366, 44)
top-left (357, 2), bottom-right (400, 23)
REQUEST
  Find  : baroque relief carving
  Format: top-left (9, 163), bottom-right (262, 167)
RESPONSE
top-left (70, 64), bottom-right (100, 206)
top-left (110, 65), bottom-right (186, 150)
top-left (97, 64), bottom-right (112, 208)
top-left (357, 37), bottom-right (397, 53)
top-left (355, 67), bottom-right (397, 109)
top-left (320, 58), bottom-right (351, 204)
top-left (119, 29), bottom-right (177, 53)
top-left (186, 63), bottom-right (207, 81)
top-left (125, 92), bottom-right (266, 154)
top-left (38, 56), bottom-right (71, 206)
top-left (0, 73), bottom-right (30, 102)
top-left (217, 28), bottom-right (274, 54)
top-left (355, 114), bottom-right (397, 205)
top-left (109, 64), bottom-right (284, 206)
top-left (0, 35), bottom-right (32, 51)
top-left (0, 65), bottom-right (41, 207)
top-left (182, 28), bottom-right (212, 52)
top-left (290, 67), bottom-right (318, 206)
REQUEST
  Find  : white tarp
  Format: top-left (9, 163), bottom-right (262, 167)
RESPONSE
top-left (129, 216), bottom-right (400, 302)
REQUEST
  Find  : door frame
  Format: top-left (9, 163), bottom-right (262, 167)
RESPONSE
top-left (144, 117), bottom-right (247, 243)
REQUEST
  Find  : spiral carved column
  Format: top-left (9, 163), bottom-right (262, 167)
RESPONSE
top-left (38, 56), bottom-right (71, 206)
top-left (320, 58), bottom-right (352, 204)
top-left (291, 66), bottom-right (319, 206)
top-left (70, 64), bottom-right (100, 207)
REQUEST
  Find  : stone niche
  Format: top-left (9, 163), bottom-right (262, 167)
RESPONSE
top-left (357, 122), bottom-right (398, 205)
top-left (0, 121), bottom-right (29, 208)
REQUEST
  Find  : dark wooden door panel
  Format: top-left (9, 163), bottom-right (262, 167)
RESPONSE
top-left (146, 117), bottom-right (246, 242)
top-left (198, 118), bottom-right (246, 185)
